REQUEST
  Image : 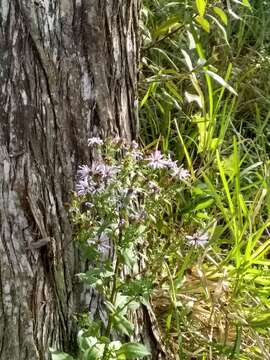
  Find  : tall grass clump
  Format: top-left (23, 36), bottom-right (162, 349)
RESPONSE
top-left (139, 0), bottom-right (270, 358)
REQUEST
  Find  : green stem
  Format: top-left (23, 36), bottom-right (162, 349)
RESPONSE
top-left (102, 243), bottom-right (121, 359)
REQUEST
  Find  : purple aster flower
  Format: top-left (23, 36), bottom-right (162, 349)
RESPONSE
top-left (163, 155), bottom-right (178, 169)
top-left (171, 166), bottom-right (190, 180)
top-left (185, 231), bottom-right (208, 247)
top-left (76, 178), bottom-right (90, 196)
top-left (92, 162), bottom-right (119, 179)
top-left (77, 165), bottom-right (90, 179)
top-left (87, 233), bottom-right (111, 254)
top-left (88, 137), bottom-right (104, 146)
top-left (146, 150), bottom-right (167, 169)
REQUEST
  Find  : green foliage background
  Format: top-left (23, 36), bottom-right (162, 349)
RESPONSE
top-left (139, 0), bottom-right (270, 358)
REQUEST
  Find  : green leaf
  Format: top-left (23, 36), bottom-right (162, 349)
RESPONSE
top-left (249, 311), bottom-right (270, 328)
top-left (242, 0), bottom-right (252, 10)
top-left (113, 314), bottom-right (134, 336)
top-left (231, 325), bottom-right (242, 357)
top-left (181, 49), bottom-right (193, 71)
top-left (196, 0), bottom-right (207, 17)
top-left (121, 246), bottom-right (136, 268)
top-left (140, 82), bottom-right (157, 109)
top-left (213, 7), bottom-right (228, 25)
top-left (155, 16), bottom-right (180, 36)
top-left (187, 30), bottom-right (196, 50)
top-left (193, 197), bottom-right (214, 211)
top-left (205, 70), bottom-right (237, 96)
top-left (208, 15), bottom-right (229, 45)
top-left (77, 268), bottom-right (114, 287)
top-left (117, 343), bottom-right (151, 359)
top-left (50, 349), bottom-right (74, 360)
top-left (220, 153), bottom-right (236, 179)
top-left (195, 16), bottom-right (210, 33)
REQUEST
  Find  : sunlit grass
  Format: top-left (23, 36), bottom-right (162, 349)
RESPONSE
top-left (140, 0), bottom-right (270, 358)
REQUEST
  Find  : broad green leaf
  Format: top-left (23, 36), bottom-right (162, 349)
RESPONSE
top-left (117, 343), bottom-right (151, 359)
top-left (210, 137), bottom-right (221, 150)
top-left (77, 268), bottom-right (114, 287)
top-left (250, 238), bottom-right (270, 263)
top-left (213, 7), bottom-right (228, 25)
top-left (195, 16), bottom-right (210, 33)
top-left (196, 0), bottom-right (207, 17)
top-left (205, 70), bottom-right (237, 96)
top-left (121, 246), bottom-right (136, 268)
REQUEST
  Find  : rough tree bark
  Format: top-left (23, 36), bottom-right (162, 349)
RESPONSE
top-left (0, 1), bottom-right (167, 359)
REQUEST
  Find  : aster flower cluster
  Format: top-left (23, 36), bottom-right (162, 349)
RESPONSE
top-left (70, 137), bottom-right (210, 360)
top-left (75, 137), bottom-right (122, 196)
top-left (76, 161), bottom-right (119, 196)
top-left (76, 138), bottom-right (190, 197)
top-left (145, 150), bottom-right (190, 180)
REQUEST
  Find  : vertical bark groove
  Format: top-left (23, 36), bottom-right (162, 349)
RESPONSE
top-left (0, 1), bottom-right (139, 359)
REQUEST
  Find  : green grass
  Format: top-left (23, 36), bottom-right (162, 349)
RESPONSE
top-left (139, 0), bottom-right (270, 358)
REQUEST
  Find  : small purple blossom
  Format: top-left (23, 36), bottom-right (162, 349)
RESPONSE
top-left (171, 166), bottom-right (190, 180)
top-left (77, 165), bottom-right (90, 179)
top-left (162, 155), bottom-right (178, 169)
top-left (76, 176), bottom-right (97, 196)
top-left (185, 231), bottom-right (208, 247)
top-left (88, 137), bottom-right (104, 146)
top-left (92, 162), bottom-right (119, 179)
top-left (87, 233), bottom-right (111, 254)
top-left (146, 150), bottom-right (167, 169)
top-left (76, 178), bottom-right (90, 196)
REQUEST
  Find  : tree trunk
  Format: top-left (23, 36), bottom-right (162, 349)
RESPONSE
top-left (0, 1), bottom-right (167, 359)
top-left (0, 0), bottom-right (135, 358)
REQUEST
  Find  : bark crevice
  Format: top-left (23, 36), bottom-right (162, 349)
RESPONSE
top-left (0, 1), bottom-right (165, 359)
